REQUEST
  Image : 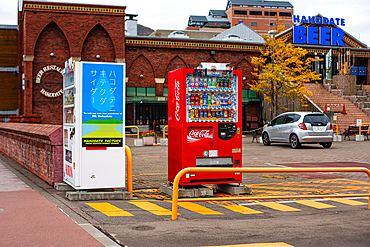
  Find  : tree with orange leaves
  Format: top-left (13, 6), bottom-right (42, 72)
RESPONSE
top-left (250, 23), bottom-right (322, 117)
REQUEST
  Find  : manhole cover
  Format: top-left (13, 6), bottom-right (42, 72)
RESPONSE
top-left (132, 226), bottom-right (155, 231)
top-left (0, 209), bottom-right (4, 213)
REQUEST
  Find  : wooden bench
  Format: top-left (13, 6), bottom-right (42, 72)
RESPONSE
top-left (343, 125), bottom-right (369, 140)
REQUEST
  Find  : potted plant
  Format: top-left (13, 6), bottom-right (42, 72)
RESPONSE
top-left (141, 130), bottom-right (155, 146)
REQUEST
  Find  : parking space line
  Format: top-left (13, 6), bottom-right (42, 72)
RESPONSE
top-left (293, 200), bottom-right (336, 209)
top-left (178, 202), bottom-right (223, 215)
top-left (128, 201), bottom-right (174, 216)
top-left (326, 198), bottom-right (367, 206)
top-left (255, 202), bottom-right (301, 212)
top-left (86, 203), bottom-right (134, 217)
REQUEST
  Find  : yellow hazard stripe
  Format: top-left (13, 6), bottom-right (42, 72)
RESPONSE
top-left (128, 201), bottom-right (174, 216)
top-left (294, 200), bottom-right (336, 209)
top-left (256, 202), bottom-right (301, 212)
top-left (326, 198), bottom-right (367, 205)
top-left (86, 202), bottom-right (133, 217)
top-left (178, 202), bottom-right (223, 215)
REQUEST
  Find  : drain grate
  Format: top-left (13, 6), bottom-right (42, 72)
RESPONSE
top-left (132, 225), bottom-right (155, 231)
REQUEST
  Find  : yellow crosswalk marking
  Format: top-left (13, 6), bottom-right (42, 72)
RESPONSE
top-left (203, 242), bottom-right (294, 247)
top-left (256, 202), bottom-right (301, 212)
top-left (294, 200), bottom-right (336, 209)
top-left (86, 202), bottom-right (133, 217)
top-left (128, 201), bottom-right (173, 216)
top-left (326, 198), bottom-right (367, 206)
top-left (209, 201), bottom-right (263, 214)
top-left (178, 202), bottom-right (223, 215)
top-left (221, 204), bottom-right (264, 214)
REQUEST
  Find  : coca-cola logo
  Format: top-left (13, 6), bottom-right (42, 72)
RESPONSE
top-left (187, 128), bottom-right (213, 146)
top-left (175, 80), bottom-right (180, 121)
top-left (189, 129), bottom-right (211, 139)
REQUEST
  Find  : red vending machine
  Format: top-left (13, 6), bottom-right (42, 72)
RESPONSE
top-left (168, 64), bottom-right (242, 186)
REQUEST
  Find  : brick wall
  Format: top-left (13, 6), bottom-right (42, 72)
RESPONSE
top-left (19, 2), bottom-right (126, 124)
top-left (0, 123), bottom-right (63, 185)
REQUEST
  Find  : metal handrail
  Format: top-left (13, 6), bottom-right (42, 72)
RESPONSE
top-left (359, 123), bottom-right (370, 135)
top-left (125, 145), bottom-right (133, 198)
top-left (332, 123), bottom-right (339, 136)
top-left (125, 126), bottom-right (140, 140)
top-left (163, 125), bottom-right (168, 139)
top-left (171, 167), bottom-right (370, 220)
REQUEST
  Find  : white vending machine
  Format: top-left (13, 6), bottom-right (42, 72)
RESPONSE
top-left (63, 58), bottom-right (126, 189)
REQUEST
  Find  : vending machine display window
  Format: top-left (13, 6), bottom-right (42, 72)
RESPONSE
top-left (186, 73), bottom-right (238, 123)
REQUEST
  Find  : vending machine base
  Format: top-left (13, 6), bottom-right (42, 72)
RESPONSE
top-left (160, 183), bottom-right (213, 198)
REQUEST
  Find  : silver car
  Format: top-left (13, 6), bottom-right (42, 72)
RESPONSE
top-left (262, 112), bottom-right (334, 149)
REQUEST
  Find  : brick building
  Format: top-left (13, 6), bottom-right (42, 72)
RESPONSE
top-left (187, 0), bottom-right (293, 35)
top-left (3, 0), bottom-right (261, 130)
top-left (0, 25), bottom-right (18, 116)
top-left (18, 0), bottom-right (126, 124)
top-left (2, 1), bottom-right (370, 131)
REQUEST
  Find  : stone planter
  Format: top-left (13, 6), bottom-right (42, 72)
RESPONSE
top-left (143, 136), bottom-right (154, 146)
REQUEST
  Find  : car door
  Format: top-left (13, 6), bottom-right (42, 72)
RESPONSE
top-left (268, 115), bottom-right (286, 142)
top-left (280, 114), bottom-right (300, 142)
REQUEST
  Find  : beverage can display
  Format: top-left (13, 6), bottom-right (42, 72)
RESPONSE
top-left (195, 109), bottom-right (199, 118)
top-left (190, 93), bottom-right (195, 105)
top-left (224, 80), bottom-right (228, 88)
top-left (195, 94), bottom-right (200, 106)
top-left (200, 110), bottom-right (203, 118)
top-left (208, 109), bottom-right (211, 118)
top-left (203, 93), bottom-right (207, 106)
top-left (211, 110), bottom-right (215, 118)
top-left (199, 95), bottom-right (203, 105)
top-left (224, 110), bottom-right (228, 118)
top-left (191, 109), bottom-right (194, 119)
top-left (216, 111), bottom-right (219, 118)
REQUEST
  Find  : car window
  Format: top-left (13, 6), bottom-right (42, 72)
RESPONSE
top-left (271, 115), bottom-right (285, 126)
top-left (303, 114), bottom-right (329, 126)
top-left (284, 114), bottom-right (300, 124)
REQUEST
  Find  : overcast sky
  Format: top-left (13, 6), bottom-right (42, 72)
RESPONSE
top-left (1, 0), bottom-right (369, 46)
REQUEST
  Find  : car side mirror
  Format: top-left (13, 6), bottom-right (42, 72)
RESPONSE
top-left (268, 122), bottom-right (272, 126)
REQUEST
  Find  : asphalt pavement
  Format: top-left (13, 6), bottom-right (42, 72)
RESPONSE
top-left (1, 135), bottom-right (369, 247)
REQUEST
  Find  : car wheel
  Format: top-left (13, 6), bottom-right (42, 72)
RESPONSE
top-left (290, 134), bottom-right (301, 149)
top-left (262, 132), bottom-right (270, 146)
top-left (322, 142), bottom-right (332, 148)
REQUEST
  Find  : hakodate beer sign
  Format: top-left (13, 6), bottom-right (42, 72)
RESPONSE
top-left (35, 65), bottom-right (64, 97)
top-left (293, 15), bottom-right (346, 47)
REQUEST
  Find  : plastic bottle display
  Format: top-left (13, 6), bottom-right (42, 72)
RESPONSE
top-left (187, 73), bottom-right (236, 122)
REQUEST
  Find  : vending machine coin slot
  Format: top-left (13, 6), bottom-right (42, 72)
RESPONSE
top-left (218, 123), bottom-right (237, 140)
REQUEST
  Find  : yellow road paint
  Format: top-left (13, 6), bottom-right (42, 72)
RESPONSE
top-left (294, 200), bottom-right (336, 209)
top-left (133, 173), bottom-right (167, 176)
top-left (128, 201), bottom-right (174, 216)
top-left (178, 202), bottom-right (223, 215)
top-left (326, 198), bottom-right (367, 206)
top-left (203, 242), bottom-right (294, 247)
top-left (86, 203), bottom-right (133, 217)
top-left (209, 201), bottom-right (263, 214)
top-left (256, 202), bottom-right (301, 212)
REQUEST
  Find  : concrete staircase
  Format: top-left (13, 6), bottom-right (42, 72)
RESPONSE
top-left (305, 83), bottom-right (370, 134)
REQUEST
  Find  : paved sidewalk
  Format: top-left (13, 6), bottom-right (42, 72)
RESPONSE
top-left (0, 162), bottom-right (114, 247)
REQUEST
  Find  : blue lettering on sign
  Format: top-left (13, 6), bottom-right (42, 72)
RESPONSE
top-left (293, 26), bottom-right (345, 46)
top-left (307, 26), bottom-right (319, 45)
top-left (293, 15), bottom-right (345, 27)
top-left (293, 26), bottom-right (307, 44)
